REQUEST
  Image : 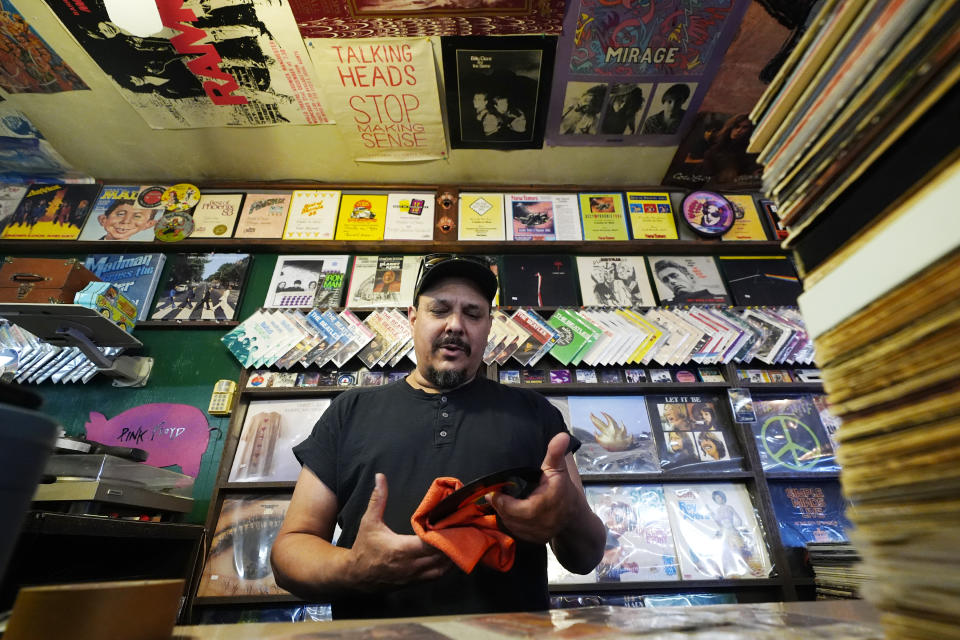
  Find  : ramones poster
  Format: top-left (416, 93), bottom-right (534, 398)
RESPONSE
top-left (43, 0), bottom-right (329, 128)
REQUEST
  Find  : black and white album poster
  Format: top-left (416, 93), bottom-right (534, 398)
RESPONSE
top-left (43, 0), bottom-right (329, 128)
top-left (441, 35), bottom-right (556, 150)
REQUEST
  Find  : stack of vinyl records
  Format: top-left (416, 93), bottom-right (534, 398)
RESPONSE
top-left (749, 1), bottom-right (960, 638)
top-left (747, 0), bottom-right (960, 275)
top-left (807, 542), bottom-right (864, 600)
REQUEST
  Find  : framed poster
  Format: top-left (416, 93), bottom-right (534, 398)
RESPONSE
top-left (442, 35), bottom-right (556, 150)
top-left (545, 0), bottom-right (750, 147)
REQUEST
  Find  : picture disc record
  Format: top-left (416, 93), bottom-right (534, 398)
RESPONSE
top-left (427, 466), bottom-right (542, 525)
top-left (154, 211), bottom-right (194, 242)
top-left (681, 191), bottom-right (735, 237)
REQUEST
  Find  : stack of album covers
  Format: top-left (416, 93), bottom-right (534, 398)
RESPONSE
top-left (229, 398), bottom-right (331, 483)
top-left (664, 483), bottom-right (774, 580)
top-left (0, 319), bottom-right (122, 384)
top-left (197, 495), bottom-right (290, 597)
top-left (483, 308), bottom-right (557, 367)
top-left (221, 308), bottom-right (375, 370)
top-left (355, 309), bottom-right (414, 369)
top-left (799, 247), bottom-right (960, 636)
top-left (541, 307), bottom-right (814, 368)
top-left (807, 541), bottom-right (864, 600)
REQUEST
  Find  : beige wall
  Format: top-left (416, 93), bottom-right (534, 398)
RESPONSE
top-left (7, 3), bottom-right (677, 186)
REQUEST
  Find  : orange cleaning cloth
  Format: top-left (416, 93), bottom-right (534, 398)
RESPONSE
top-left (411, 477), bottom-right (516, 574)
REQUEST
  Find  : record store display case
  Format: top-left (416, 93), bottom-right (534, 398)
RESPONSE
top-left (0, 182), bottom-right (841, 624)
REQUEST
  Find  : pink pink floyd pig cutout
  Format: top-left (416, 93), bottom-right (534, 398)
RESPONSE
top-left (85, 404), bottom-right (210, 478)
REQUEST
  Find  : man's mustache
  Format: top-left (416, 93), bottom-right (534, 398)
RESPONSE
top-left (433, 335), bottom-right (471, 355)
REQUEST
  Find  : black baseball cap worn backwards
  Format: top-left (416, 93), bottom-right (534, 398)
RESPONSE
top-left (414, 254), bottom-right (498, 304)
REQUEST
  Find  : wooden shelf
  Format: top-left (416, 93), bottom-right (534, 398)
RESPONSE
top-left (0, 238), bottom-right (786, 256)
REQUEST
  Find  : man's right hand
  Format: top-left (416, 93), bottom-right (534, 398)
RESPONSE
top-left (349, 473), bottom-right (453, 592)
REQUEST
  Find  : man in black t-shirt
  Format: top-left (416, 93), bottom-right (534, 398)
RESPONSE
top-left (272, 255), bottom-right (606, 618)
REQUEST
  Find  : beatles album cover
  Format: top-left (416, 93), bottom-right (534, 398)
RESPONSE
top-left (750, 395), bottom-right (840, 473)
top-left (647, 394), bottom-right (743, 473)
top-left (588, 484), bottom-right (680, 582)
top-left (197, 495), bottom-right (291, 597)
top-left (664, 483), bottom-right (773, 580)
top-left (229, 398), bottom-right (331, 482)
top-left (567, 395), bottom-right (659, 475)
top-left (151, 253), bottom-right (251, 322)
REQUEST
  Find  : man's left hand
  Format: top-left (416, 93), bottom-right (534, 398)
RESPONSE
top-left (487, 432), bottom-right (583, 544)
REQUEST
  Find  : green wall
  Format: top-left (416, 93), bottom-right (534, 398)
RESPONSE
top-left (8, 252), bottom-right (277, 523)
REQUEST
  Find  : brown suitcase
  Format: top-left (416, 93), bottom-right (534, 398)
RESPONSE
top-left (0, 257), bottom-right (100, 304)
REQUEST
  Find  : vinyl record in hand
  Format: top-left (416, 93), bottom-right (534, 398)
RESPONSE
top-left (427, 466), bottom-right (542, 525)
top-left (681, 191), bottom-right (734, 237)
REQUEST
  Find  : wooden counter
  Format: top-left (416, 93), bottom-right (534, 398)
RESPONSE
top-left (172, 600), bottom-right (882, 639)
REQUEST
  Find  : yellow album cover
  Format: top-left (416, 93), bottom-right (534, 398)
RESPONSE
top-left (334, 193), bottom-right (388, 241)
top-left (722, 195), bottom-right (768, 241)
top-left (626, 191), bottom-right (678, 240)
top-left (458, 192), bottom-right (505, 241)
top-left (578, 193), bottom-right (629, 241)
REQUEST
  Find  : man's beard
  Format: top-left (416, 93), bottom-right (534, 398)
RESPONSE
top-left (425, 335), bottom-right (474, 390)
top-left (425, 365), bottom-right (470, 390)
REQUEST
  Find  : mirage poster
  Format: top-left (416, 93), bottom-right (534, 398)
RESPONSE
top-left (43, 0), bottom-right (329, 128)
top-left (545, 0), bottom-right (749, 147)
